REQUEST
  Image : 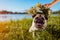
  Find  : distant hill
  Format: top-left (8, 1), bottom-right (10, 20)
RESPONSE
top-left (0, 10), bottom-right (27, 14)
top-left (0, 10), bottom-right (13, 14)
top-left (0, 10), bottom-right (60, 14)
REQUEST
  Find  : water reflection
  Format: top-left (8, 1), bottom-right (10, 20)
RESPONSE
top-left (0, 14), bottom-right (32, 21)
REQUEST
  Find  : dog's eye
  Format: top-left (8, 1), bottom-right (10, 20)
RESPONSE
top-left (35, 17), bottom-right (39, 19)
top-left (42, 17), bottom-right (44, 20)
top-left (39, 15), bottom-right (41, 17)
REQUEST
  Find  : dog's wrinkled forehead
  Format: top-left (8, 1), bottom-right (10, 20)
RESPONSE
top-left (32, 12), bottom-right (49, 20)
top-left (32, 12), bottom-right (45, 18)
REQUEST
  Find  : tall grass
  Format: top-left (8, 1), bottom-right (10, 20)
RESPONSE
top-left (0, 16), bottom-right (60, 40)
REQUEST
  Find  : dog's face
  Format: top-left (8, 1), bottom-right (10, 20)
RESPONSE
top-left (32, 12), bottom-right (47, 28)
top-left (29, 12), bottom-right (47, 32)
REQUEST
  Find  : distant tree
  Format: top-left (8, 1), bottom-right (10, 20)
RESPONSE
top-left (53, 10), bottom-right (60, 14)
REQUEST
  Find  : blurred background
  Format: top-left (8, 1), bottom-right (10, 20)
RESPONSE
top-left (0, 0), bottom-right (60, 40)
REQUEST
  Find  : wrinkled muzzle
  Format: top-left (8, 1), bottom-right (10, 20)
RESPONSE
top-left (34, 17), bottom-right (45, 28)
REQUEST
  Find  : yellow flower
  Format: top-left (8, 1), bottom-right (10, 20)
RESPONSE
top-left (35, 3), bottom-right (41, 8)
top-left (28, 7), bottom-right (36, 14)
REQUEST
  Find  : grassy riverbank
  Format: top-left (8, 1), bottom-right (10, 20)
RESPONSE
top-left (0, 16), bottom-right (60, 40)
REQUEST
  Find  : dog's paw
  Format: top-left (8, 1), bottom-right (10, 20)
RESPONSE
top-left (29, 26), bottom-right (38, 32)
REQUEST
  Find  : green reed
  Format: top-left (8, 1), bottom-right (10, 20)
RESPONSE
top-left (0, 16), bottom-right (60, 40)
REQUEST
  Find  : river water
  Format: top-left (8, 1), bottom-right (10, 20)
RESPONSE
top-left (0, 14), bottom-right (59, 21)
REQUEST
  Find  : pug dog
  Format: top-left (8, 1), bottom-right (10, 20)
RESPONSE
top-left (29, 12), bottom-right (47, 32)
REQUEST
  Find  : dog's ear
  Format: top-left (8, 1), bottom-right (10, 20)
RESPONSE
top-left (45, 16), bottom-right (48, 20)
top-left (32, 14), bottom-right (36, 18)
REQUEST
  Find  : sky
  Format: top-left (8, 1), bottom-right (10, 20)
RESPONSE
top-left (0, 0), bottom-right (60, 12)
